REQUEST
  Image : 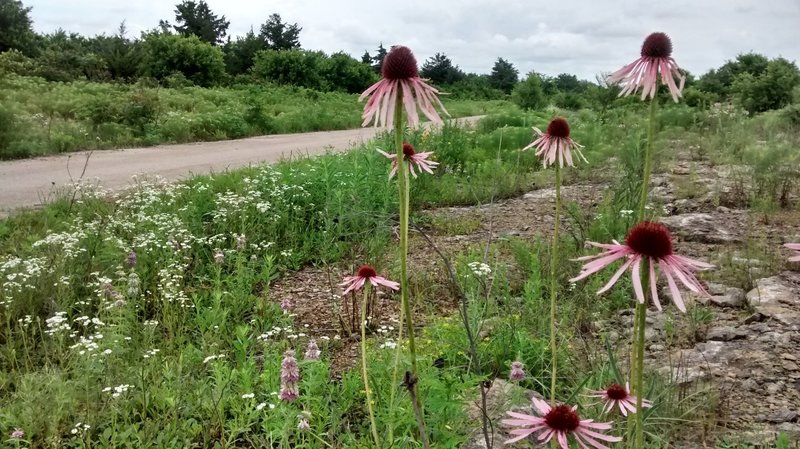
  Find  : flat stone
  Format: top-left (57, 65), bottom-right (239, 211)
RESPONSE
top-left (783, 360), bottom-right (800, 371)
top-left (746, 275), bottom-right (800, 326)
top-left (660, 213), bottom-right (740, 244)
top-left (706, 326), bottom-right (748, 341)
top-left (767, 408), bottom-right (797, 424)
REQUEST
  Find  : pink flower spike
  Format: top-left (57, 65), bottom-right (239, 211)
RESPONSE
top-left (360, 46), bottom-right (449, 128)
top-left (509, 361), bottom-right (526, 381)
top-left (377, 143), bottom-right (439, 179)
top-left (10, 428), bottom-right (25, 439)
top-left (340, 265), bottom-right (400, 295)
top-left (502, 397), bottom-right (621, 447)
top-left (608, 32), bottom-right (686, 102)
top-left (304, 339), bottom-right (321, 360)
top-left (786, 243), bottom-right (800, 262)
top-left (522, 117), bottom-right (587, 168)
top-left (588, 382), bottom-right (652, 416)
top-left (570, 221), bottom-right (713, 313)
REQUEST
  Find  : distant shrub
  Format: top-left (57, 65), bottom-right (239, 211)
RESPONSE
top-left (252, 49), bottom-right (326, 90)
top-left (140, 33), bottom-right (226, 87)
top-left (512, 73), bottom-right (546, 110)
top-left (553, 91), bottom-right (584, 110)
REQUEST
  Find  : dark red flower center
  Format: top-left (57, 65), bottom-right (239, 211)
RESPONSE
top-left (606, 383), bottom-right (629, 400)
top-left (402, 143), bottom-right (416, 157)
top-left (544, 405), bottom-right (580, 432)
top-left (357, 265), bottom-right (378, 279)
top-left (641, 32), bottom-right (673, 59)
top-left (382, 46), bottom-right (419, 80)
top-left (625, 221), bottom-right (673, 259)
top-left (546, 117), bottom-right (570, 138)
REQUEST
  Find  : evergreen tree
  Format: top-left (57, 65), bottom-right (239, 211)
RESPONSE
top-left (173, 0), bottom-right (229, 45)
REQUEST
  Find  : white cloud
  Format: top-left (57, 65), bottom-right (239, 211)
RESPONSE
top-left (25, 0), bottom-right (800, 80)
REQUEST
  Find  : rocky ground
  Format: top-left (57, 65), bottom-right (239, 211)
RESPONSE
top-left (271, 153), bottom-right (800, 447)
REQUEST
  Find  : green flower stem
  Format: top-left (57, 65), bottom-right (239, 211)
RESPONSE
top-left (360, 286), bottom-right (380, 448)
top-left (549, 162), bottom-right (562, 403)
top-left (394, 96), bottom-right (429, 448)
top-left (387, 300), bottom-right (405, 443)
top-left (631, 96), bottom-right (658, 449)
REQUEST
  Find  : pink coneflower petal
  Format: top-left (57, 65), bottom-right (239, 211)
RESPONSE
top-left (570, 221), bottom-right (712, 312)
top-left (340, 265), bottom-right (399, 294)
top-left (522, 118), bottom-right (587, 168)
top-left (360, 46), bottom-right (448, 128)
top-left (376, 144), bottom-right (439, 179)
top-left (503, 400), bottom-right (620, 447)
top-left (608, 32), bottom-right (685, 102)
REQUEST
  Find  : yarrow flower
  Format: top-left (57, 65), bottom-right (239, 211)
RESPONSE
top-left (502, 397), bottom-right (621, 448)
top-left (509, 361), bottom-right (525, 381)
top-left (522, 117), bottom-right (587, 168)
top-left (588, 382), bottom-right (652, 416)
top-left (570, 221), bottom-right (713, 312)
top-left (305, 339), bottom-right (321, 360)
top-left (10, 428), bottom-right (24, 439)
top-left (360, 45), bottom-right (448, 128)
top-left (786, 243), bottom-right (800, 262)
top-left (377, 143), bottom-right (439, 179)
top-left (608, 32), bottom-right (686, 102)
top-left (280, 350), bottom-right (300, 402)
top-left (340, 265), bottom-right (400, 295)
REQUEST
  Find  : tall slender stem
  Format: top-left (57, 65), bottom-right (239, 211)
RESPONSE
top-left (387, 298), bottom-right (405, 443)
top-left (360, 286), bottom-right (380, 447)
top-left (395, 96), bottom-right (429, 448)
top-left (631, 96), bottom-right (658, 449)
top-left (549, 163), bottom-right (562, 403)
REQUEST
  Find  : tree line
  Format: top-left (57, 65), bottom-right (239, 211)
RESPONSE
top-left (1, 0), bottom-right (798, 113)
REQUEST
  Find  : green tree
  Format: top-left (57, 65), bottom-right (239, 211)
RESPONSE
top-left (361, 50), bottom-right (372, 64)
top-left (512, 72), bottom-right (546, 110)
top-left (140, 32), bottom-right (226, 86)
top-left (173, 0), bottom-right (229, 45)
top-left (0, 0), bottom-right (36, 54)
top-left (252, 49), bottom-right (325, 90)
top-left (372, 43), bottom-right (387, 73)
top-left (259, 13), bottom-right (301, 50)
top-left (224, 27), bottom-right (264, 75)
top-left (732, 58), bottom-right (800, 114)
top-left (698, 52), bottom-right (770, 98)
top-left (88, 22), bottom-right (142, 80)
top-left (420, 52), bottom-right (465, 85)
top-left (553, 73), bottom-right (586, 93)
top-left (488, 58), bottom-right (518, 94)
top-left (322, 51), bottom-right (377, 93)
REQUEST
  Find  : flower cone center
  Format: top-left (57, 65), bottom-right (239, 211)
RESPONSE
top-left (382, 46), bottom-right (419, 80)
top-left (606, 383), bottom-right (629, 400)
top-left (544, 405), bottom-right (580, 432)
top-left (625, 221), bottom-right (673, 259)
top-left (402, 143), bottom-right (417, 157)
top-left (546, 117), bottom-right (571, 138)
top-left (641, 32), bottom-right (673, 58)
top-left (357, 265), bottom-right (378, 279)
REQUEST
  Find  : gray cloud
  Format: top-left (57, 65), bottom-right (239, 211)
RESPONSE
top-left (25, 0), bottom-right (800, 80)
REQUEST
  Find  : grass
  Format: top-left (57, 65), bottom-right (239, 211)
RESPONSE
top-left (1, 99), bottom-right (799, 447)
top-left (0, 75), bottom-right (517, 159)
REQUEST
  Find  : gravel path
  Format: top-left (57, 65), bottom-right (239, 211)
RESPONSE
top-left (0, 116), bottom-right (482, 217)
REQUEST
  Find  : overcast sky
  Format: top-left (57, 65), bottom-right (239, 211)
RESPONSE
top-left (25, 0), bottom-right (800, 80)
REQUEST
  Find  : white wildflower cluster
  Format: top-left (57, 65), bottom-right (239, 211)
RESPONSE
top-left (379, 340), bottom-right (398, 350)
top-left (31, 228), bottom-right (87, 260)
top-left (157, 261), bottom-right (191, 307)
top-left (143, 320), bottom-right (159, 327)
top-left (241, 393), bottom-right (255, 399)
top-left (257, 325), bottom-right (298, 342)
top-left (143, 348), bottom-right (160, 359)
top-left (69, 333), bottom-right (106, 356)
top-left (375, 324), bottom-right (395, 336)
top-left (468, 262), bottom-right (492, 277)
top-left (70, 422), bottom-right (91, 435)
top-left (102, 384), bottom-right (134, 398)
top-left (17, 315), bottom-right (33, 328)
top-left (1, 256), bottom-right (47, 301)
top-left (45, 312), bottom-right (70, 335)
top-left (619, 209), bottom-right (634, 217)
top-left (203, 354), bottom-right (226, 364)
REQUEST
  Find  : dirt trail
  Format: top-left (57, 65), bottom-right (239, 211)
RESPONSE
top-left (0, 116), bottom-right (482, 217)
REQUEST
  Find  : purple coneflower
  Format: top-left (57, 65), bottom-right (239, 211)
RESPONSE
top-left (522, 117), bottom-right (587, 168)
top-left (377, 143), bottom-right (439, 179)
top-left (588, 382), bottom-right (652, 416)
top-left (340, 265), bottom-right (400, 296)
top-left (360, 45), bottom-right (448, 128)
top-left (305, 339), bottom-right (321, 360)
top-left (570, 221), bottom-right (713, 313)
top-left (502, 397), bottom-right (621, 448)
top-left (608, 32), bottom-right (685, 102)
top-left (786, 243), bottom-right (800, 262)
top-left (509, 361), bottom-right (525, 381)
top-left (10, 428), bottom-right (24, 439)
